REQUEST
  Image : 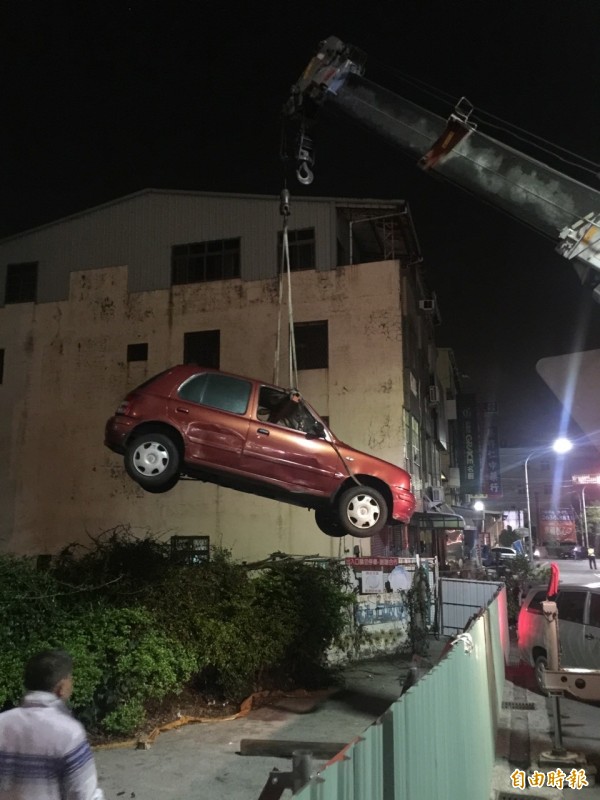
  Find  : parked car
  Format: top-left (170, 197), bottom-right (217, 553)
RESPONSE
top-left (105, 366), bottom-right (416, 538)
top-left (485, 546), bottom-right (518, 566)
top-left (517, 584), bottom-right (600, 692)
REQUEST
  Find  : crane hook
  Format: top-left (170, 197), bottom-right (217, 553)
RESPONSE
top-left (296, 162), bottom-right (314, 185)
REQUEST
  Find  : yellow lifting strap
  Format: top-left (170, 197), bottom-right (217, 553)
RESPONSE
top-left (274, 188), bottom-right (299, 390)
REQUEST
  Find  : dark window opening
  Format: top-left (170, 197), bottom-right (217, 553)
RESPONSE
top-left (127, 343), bottom-right (148, 362)
top-left (5, 262), bottom-right (38, 304)
top-left (171, 239), bottom-right (241, 285)
top-left (294, 320), bottom-right (328, 370)
top-left (183, 330), bottom-right (220, 369)
top-left (170, 535), bottom-right (210, 565)
top-left (278, 228), bottom-right (316, 271)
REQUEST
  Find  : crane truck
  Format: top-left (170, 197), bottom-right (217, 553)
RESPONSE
top-left (282, 36), bottom-right (600, 302)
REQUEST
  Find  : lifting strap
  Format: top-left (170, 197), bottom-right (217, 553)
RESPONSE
top-left (274, 188), bottom-right (298, 389)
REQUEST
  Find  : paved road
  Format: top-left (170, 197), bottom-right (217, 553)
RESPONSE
top-left (94, 652), bottom-right (416, 800)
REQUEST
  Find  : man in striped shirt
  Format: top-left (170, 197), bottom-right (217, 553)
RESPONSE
top-left (0, 649), bottom-right (104, 800)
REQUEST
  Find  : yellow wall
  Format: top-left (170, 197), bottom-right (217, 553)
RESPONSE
top-left (0, 260), bottom-right (406, 560)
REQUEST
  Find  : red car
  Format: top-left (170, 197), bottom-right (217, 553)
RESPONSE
top-left (104, 366), bottom-right (415, 538)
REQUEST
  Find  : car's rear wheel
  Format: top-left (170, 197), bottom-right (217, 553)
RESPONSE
top-left (315, 507), bottom-right (346, 538)
top-left (337, 485), bottom-right (388, 538)
top-left (534, 654), bottom-right (549, 695)
top-left (125, 432), bottom-right (181, 493)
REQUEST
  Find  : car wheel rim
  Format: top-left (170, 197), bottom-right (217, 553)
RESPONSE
top-left (133, 441), bottom-right (170, 476)
top-left (346, 493), bottom-right (380, 529)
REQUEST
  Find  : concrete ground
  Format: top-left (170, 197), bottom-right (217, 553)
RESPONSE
top-left (94, 636), bottom-right (600, 800)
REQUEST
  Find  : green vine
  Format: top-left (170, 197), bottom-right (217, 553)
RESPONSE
top-left (403, 566), bottom-right (431, 657)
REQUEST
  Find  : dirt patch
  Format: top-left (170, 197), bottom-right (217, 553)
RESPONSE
top-left (90, 686), bottom-right (334, 749)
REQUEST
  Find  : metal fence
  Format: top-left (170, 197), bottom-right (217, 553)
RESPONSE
top-left (439, 576), bottom-right (504, 635)
top-left (294, 584), bottom-right (508, 800)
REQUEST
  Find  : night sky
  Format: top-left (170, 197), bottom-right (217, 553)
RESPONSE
top-left (3, 0), bottom-right (600, 447)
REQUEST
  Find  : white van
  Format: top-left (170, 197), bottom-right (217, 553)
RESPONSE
top-left (517, 584), bottom-right (600, 691)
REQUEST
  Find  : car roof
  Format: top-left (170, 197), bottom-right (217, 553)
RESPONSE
top-left (143, 365), bottom-right (290, 393)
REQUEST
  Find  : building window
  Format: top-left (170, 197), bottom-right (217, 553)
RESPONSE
top-left (183, 330), bottom-right (220, 369)
top-left (171, 239), bottom-right (241, 285)
top-left (5, 262), bottom-right (38, 304)
top-left (277, 228), bottom-right (316, 271)
top-left (0, 349), bottom-right (4, 383)
top-left (127, 343), bottom-right (148, 362)
top-left (294, 321), bottom-right (328, 370)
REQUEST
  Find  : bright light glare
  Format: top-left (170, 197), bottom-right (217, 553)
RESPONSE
top-left (473, 501), bottom-right (485, 511)
top-left (552, 437), bottom-right (573, 454)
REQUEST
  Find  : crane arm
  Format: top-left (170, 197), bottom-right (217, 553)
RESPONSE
top-left (282, 36), bottom-right (600, 296)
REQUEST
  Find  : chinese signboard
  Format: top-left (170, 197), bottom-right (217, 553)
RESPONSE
top-left (573, 474), bottom-right (600, 485)
top-left (539, 509), bottom-right (576, 544)
top-left (479, 401), bottom-right (503, 498)
top-left (457, 394), bottom-right (481, 494)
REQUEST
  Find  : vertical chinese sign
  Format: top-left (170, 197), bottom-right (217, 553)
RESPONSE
top-left (457, 394), bottom-right (481, 495)
top-left (479, 401), bottom-right (503, 499)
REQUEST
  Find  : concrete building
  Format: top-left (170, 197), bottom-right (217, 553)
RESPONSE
top-left (0, 189), bottom-right (456, 560)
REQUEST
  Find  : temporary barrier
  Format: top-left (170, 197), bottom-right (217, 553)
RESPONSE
top-left (439, 576), bottom-right (504, 635)
top-left (291, 584), bottom-right (508, 800)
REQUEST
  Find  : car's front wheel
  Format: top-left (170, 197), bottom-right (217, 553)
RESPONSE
top-left (125, 432), bottom-right (181, 493)
top-left (337, 485), bottom-right (388, 538)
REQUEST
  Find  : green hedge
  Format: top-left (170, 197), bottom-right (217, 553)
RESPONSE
top-left (0, 532), bottom-right (353, 735)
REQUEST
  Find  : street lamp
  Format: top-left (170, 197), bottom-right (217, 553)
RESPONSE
top-left (524, 437), bottom-right (573, 561)
top-left (581, 485), bottom-right (590, 550)
top-left (473, 500), bottom-right (485, 564)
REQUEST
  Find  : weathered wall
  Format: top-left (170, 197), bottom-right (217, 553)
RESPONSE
top-left (1, 260), bottom-right (405, 560)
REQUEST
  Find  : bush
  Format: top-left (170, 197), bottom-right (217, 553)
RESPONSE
top-left (0, 534), bottom-right (353, 734)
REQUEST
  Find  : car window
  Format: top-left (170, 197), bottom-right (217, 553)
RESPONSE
top-left (588, 593), bottom-right (600, 628)
top-left (178, 374), bottom-right (209, 404)
top-left (257, 385), bottom-right (317, 433)
top-left (178, 373), bottom-right (251, 414)
top-left (526, 590), bottom-right (547, 614)
top-left (556, 590), bottom-right (586, 624)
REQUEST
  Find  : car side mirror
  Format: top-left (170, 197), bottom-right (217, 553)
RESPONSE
top-left (306, 421), bottom-right (325, 440)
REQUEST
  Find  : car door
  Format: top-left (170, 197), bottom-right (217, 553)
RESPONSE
top-left (582, 591), bottom-right (600, 669)
top-left (556, 589), bottom-right (588, 668)
top-left (169, 372), bottom-right (251, 472)
top-left (241, 386), bottom-right (343, 494)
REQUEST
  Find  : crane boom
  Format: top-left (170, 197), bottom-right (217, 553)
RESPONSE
top-left (283, 36), bottom-right (600, 298)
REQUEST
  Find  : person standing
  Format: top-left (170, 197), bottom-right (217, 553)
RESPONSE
top-left (588, 546), bottom-right (597, 570)
top-left (0, 649), bottom-right (104, 800)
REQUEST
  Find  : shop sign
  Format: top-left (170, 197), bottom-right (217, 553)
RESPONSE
top-left (345, 557), bottom-right (399, 568)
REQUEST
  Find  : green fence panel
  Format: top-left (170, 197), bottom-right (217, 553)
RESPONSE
top-left (295, 588), bottom-right (508, 800)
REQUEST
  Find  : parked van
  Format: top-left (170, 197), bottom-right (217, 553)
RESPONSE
top-left (517, 584), bottom-right (600, 691)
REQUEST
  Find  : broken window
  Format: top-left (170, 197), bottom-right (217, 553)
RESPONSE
top-left (277, 227), bottom-right (316, 271)
top-left (171, 239), bottom-right (241, 285)
top-left (5, 262), bottom-right (38, 304)
top-left (294, 320), bottom-right (328, 370)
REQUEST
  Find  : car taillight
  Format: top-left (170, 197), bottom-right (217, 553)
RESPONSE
top-left (116, 400), bottom-right (132, 415)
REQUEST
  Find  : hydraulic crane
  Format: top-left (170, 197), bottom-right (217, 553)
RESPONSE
top-left (282, 36), bottom-right (600, 301)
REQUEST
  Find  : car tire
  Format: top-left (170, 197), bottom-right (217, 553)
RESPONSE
top-left (315, 507), bottom-right (346, 538)
top-left (125, 432), bottom-right (181, 493)
top-left (337, 485), bottom-right (388, 538)
top-left (534, 654), bottom-right (549, 695)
